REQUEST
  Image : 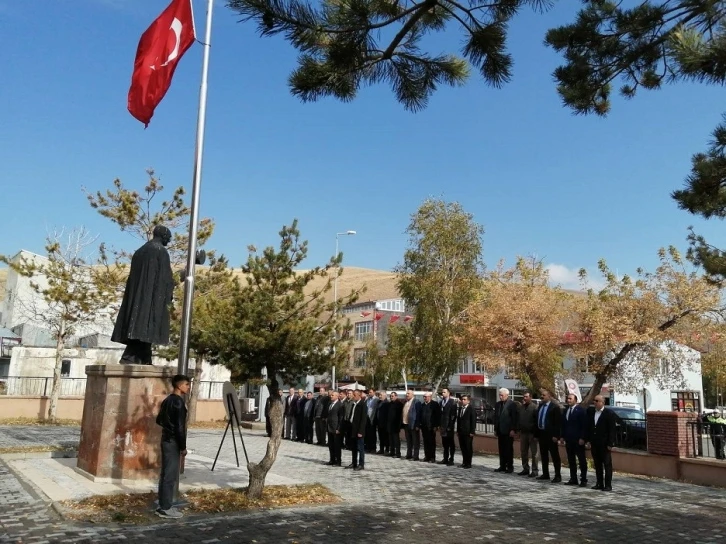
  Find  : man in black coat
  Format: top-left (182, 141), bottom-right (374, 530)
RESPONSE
top-left (284, 388), bottom-right (298, 440)
top-left (535, 389), bottom-right (562, 483)
top-left (326, 391), bottom-right (344, 466)
top-left (112, 225), bottom-right (175, 365)
top-left (561, 393), bottom-right (588, 487)
top-left (387, 392), bottom-right (403, 458)
top-left (376, 391), bottom-right (390, 455)
top-left (314, 388), bottom-right (330, 446)
top-left (587, 395), bottom-right (616, 491)
top-left (303, 391), bottom-right (316, 444)
top-left (494, 387), bottom-right (518, 473)
top-left (346, 390), bottom-right (368, 471)
top-left (457, 395), bottom-right (477, 468)
top-left (295, 389), bottom-right (307, 442)
top-left (438, 388), bottom-right (458, 466)
top-left (420, 392), bottom-right (441, 462)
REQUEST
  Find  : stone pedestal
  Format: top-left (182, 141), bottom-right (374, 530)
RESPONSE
top-left (77, 364), bottom-right (176, 483)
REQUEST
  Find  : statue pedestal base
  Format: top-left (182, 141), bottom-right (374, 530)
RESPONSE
top-left (77, 364), bottom-right (176, 483)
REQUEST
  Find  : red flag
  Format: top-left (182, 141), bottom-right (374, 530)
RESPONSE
top-left (389, 315), bottom-right (400, 324)
top-left (361, 311), bottom-right (371, 317)
top-left (128, 0), bottom-right (196, 127)
top-left (375, 312), bottom-right (384, 321)
top-left (403, 315), bottom-right (413, 322)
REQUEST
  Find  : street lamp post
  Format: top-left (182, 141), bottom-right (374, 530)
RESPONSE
top-left (332, 230), bottom-right (356, 390)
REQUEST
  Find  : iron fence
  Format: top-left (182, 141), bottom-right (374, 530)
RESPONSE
top-left (612, 416), bottom-right (648, 451)
top-left (687, 421), bottom-right (726, 461)
top-left (0, 376), bottom-right (227, 401)
top-left (0, 376), bottom-right (87, 397)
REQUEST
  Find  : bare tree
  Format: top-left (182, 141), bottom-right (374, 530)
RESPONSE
top-left (1, 227), bottom-right (115, 422)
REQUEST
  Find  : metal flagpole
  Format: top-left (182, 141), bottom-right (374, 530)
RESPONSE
top-left (178, 0), bottom-right (214, 376)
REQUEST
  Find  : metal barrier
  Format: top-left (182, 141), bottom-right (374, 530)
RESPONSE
top-left (0, 376), bottom-right (227, 401)
top-left (613, 416), bottom-right (648, 451)
top-left (0, 376), bottom-right (87, 397)
top-left (687, 421), bottom-right (726, 461)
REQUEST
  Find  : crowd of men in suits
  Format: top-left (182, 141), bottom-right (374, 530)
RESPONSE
top-left (270, 384), bottom-right (617, 490)
top-left (275, 387), bottom-right (477, 471)
top-left (494, 388), bottom-right (617, 491)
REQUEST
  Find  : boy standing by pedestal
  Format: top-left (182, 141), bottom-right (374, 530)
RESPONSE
top-left (155, 374), bottom-right (190, 519)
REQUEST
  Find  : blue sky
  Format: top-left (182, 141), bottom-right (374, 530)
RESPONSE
top-left (1, 0), bottom-right (724, 289)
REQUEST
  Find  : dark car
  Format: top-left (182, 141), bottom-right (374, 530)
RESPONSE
top-left (608, 406), bottom-right (647, 449)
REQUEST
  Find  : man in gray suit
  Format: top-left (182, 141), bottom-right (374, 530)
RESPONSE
top-left (365, 388), bottom-right (380, 453)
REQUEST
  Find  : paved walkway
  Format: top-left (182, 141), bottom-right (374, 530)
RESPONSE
top-left (1, 425), bottom-right (725, 543)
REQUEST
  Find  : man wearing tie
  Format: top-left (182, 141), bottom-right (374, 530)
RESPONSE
top-left (325, 391), bottom-right (344, 466)
top-left (535, 388), bottom-right (562, 483)
top-left (438, 388), bottom-right (458, 466)
top-left (561, 393), bottom-right (588, 487)
top-left (587, 395), bottom-right (616, 491)
top-left (457, 395), bottom-right (476, 469)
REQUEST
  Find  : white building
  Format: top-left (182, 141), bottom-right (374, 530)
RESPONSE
top-left (448, 344), bottom-right (704, 413)
top-left (0, 250), bottom-right (231, 392)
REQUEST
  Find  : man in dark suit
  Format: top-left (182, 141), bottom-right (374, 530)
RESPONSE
top-left (561, 393), bottom-right (588, 487)
top-left (494, 387), bottom-right (518, 473)
top-left (535, 388), bottom-right (562, 483)
top-left (420, 392), bottom-right (441, 462)
top-left (376, 391), bottom-right (390, 454)
top-left (587, 395), bottom-right (616, 491)
top-left (346, 390), bottom-right (368, 471)
top-left (314, 387), bottom-right (330, 446)
top-left (438, 388), bottom-right (458, 466)
top-left (342, 390), bottom-right (354, 450)
top-left (326, 391), bottom-right (344, 466)
top-left (457, 395), bottom-right (476, 468)
top-left (284, 388), bottom-right (297, 440)
top-left (387, 392), bottom-right (403, 458)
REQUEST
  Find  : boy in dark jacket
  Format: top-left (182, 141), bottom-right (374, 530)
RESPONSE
top-left (155, 374), bottom-right (190, 519)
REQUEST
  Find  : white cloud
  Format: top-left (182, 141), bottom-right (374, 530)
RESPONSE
top-left (545, 263), bottom-right (605, 292)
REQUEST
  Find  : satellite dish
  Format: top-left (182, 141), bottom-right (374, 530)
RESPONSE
top-left (222, 381), bottom-right (242, 423)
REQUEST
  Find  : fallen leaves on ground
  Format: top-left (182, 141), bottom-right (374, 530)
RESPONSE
top-left (0, 445), bottom-right (76, 454)
top-left (188, 420), bottom-right (228, 429)
top-left (0, 418), bottom-right (80, 427)
top-left (60, 484), bottom-right (339, 525)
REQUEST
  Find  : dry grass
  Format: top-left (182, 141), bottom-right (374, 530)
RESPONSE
top-left (61, 484), bottom-right (339, 524)
top-left (0, 445), bottom-right (76, 455)
top-left (188, 420), bottom-right (228, 429)
top-left (0, 417), bottom-right (80, 427)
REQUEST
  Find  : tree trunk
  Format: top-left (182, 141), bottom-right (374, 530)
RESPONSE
top-left (401, 368), bottom-right (408, 391)
top-left (48, 334), bottom-right (65, 423)
top-left (580, 371), bottom-right (608, 407)
top-left (247, 381), bottom-right (283, 499)
top-left (188, 362), bottom-right (203, 424)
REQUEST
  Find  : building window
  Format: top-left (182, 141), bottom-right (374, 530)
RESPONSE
top-left (671, 391), bottom-right (700, 413)
top-left (61, 359), bottom-right (71, 377)
top-left (354, 321), bottom-right (372, 341)
top-left (659, 359), bottom-right (671, 376)
top-left (353, 348), bottom-right (367, 368)
top-left (504, 364), bottom-right (517, 380)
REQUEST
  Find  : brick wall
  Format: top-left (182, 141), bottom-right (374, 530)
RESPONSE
top-left (646, 411), bottom-right (697, 457)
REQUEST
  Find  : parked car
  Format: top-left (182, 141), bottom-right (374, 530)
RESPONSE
top-left (608, 406), bottom-right (647, 449)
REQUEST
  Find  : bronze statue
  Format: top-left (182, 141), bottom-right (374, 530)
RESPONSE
top-left (112, 225), bottom-right (174, 365)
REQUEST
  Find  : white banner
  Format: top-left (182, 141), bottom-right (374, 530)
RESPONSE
top-left (564, 379), bottom-right (582, 403)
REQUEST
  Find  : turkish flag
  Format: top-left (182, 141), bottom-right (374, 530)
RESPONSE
top-left (389, 315), bottom-right (400, 324)
top-left (128, 0), bottom-right (196, 127)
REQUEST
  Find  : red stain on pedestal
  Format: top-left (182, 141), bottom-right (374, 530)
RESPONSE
top-left (77, 364), bottom-right (176, 481)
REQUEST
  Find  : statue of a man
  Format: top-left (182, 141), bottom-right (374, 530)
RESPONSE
top-left (112, 225), bottom-right (175, 365)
